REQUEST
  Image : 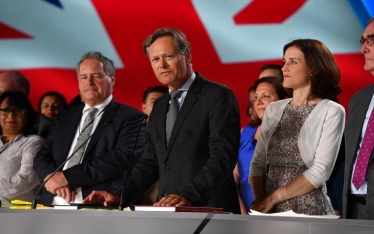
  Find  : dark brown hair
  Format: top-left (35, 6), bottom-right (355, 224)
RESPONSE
top-left (283, 39), bottom-right (341, 100)
top-left (38, 91), bottom-right (67, 112)
top-left (142, 85), bottom-right (168, 104)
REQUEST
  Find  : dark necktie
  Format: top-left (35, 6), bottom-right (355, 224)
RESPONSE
top-left (66, 107), bottom-right (98, 168)
top-left (352, 107), bottom-right (374, 189)
top-left (166, 90), bottom-right (182, 145)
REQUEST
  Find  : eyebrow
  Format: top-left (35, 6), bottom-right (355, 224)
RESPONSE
top-left (363, 34), bottom-right (374, 38)
top-left (283, 57), bottom-right (300, 61)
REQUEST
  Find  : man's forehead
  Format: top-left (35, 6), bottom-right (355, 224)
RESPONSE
top-left (363, 22), bottom-right (374, 36)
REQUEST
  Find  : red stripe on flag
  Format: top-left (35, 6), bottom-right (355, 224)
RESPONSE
top-left (0, 22), bottom-right (32, 39)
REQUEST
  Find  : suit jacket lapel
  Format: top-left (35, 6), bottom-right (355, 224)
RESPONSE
top-left (165, 74), bottom-right (204, 158)
top-left (61, 105), bottom-right (83, 163)
top-left (347, 85), bottom-right (374, 167)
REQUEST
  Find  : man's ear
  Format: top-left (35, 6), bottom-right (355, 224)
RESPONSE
top-left (110, 75), bottom-right (115, 86)
top-left (185, 51), bottom-right (192, 65)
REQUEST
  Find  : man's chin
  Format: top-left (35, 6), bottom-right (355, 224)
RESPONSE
top-left (364, 65), bottom-right (374, 73)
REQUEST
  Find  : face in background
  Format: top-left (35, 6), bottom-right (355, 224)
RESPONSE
top-left (142, 91), bottom-right (166, 120)
top-left (361, 21), bottom-right (374, 75)
top-left (0, 98), bottom-right (27, 137)
top-left (282, 46), bottom-right (311, 90)
top-left (259, 69), bottom-right (282, 79)
top-left (247, 90), bottom-right (256, 116)
top-left (40, 95), bottom-right (64, 119)
top-left (147, 36), bottom-right (192, 90)
top-left (78, 59), bottom-right (114, 107)
top-left (253, 83), bottom-right (280, 120)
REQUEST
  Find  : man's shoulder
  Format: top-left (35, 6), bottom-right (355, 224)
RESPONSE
top-left (194, 73), bottom-right (234, 96)
top-left (114, 101), bottom-right (143, 115)
top-left (197, 73), bottom-right (228, 88)
top-left (351, 83), bottom-right (374, 101)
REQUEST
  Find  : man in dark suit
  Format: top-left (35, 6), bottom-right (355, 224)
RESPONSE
top-left (0, 70), bottom-right (54, 139)
top-left (343, 17), bottom-right (374, 219)
top-left (84, 28), bottom-right (241, 213)
top-left (33, 51), bottom-right (146, 206)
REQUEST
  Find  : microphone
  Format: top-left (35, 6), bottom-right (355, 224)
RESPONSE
top-left (31, 119), bottom-right (113, 209)
top-left (118, 114), bottom-right (147, 210)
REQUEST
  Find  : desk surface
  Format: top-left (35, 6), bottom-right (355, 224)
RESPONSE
top-left (1, 208), bottom-right (374, 234)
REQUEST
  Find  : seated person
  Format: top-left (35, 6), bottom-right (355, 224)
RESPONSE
top-left (0, 91), bottom-right (44, 204)
top-left (38, 91), bottom-right (67, 119)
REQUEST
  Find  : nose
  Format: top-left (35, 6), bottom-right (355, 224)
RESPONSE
top-left (159, 58), bottom-right (168, 69)
top-left (361, 43), bottom-right (369, 54)
top-left (7, 111), bottom-right (15, 117)
top-left (282, 63), bottom-right (288, 72)
top-left (87, 76), bottom-right (95, 83)
top-left (254, 98), bottom-right (263, 105)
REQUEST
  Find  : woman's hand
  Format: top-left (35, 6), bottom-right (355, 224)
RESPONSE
top-left (251, 191), bottom-right (279, 213)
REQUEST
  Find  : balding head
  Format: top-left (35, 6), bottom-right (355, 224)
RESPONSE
top-left (0, 71), bottom-right (30, 96)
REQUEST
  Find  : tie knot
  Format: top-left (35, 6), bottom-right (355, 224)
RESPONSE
top-left (170, 90), bottom-right (182, 99)
top-left (87, 107), bottom-right (98, 117)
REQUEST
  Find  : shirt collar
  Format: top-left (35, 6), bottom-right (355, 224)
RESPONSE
top-left (169, 72), bottom-right (196, 93)
top-left (83, 95), bottom-right (113, 114)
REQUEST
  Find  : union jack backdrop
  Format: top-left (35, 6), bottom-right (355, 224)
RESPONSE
top-left (1, 0), bottom-right (374, 126)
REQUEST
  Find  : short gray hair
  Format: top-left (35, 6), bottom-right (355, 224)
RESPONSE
top-left (76, 51), bottom-right (115, 77)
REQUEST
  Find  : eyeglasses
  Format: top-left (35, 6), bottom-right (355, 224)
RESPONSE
top-left (0, 108), bottom-right (27, 117)
top-left (360, 36), bottom-right (374, 46)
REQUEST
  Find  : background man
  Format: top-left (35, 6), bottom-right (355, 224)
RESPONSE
top-left (84, 28), bottom-right (241, 213)
top-left (258, 64), bottom-right (283, 80)
top-left (142, 85), bottom-right (168, 122)
top-left (343, 17), bottom-right (374, 220)
top-left (33, 51), bottom-right (146, 206)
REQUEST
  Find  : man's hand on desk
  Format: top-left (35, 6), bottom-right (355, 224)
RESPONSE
top-left (154, 194), bottom-right (191, 207)
top-left (56, 186), bottom-right (76, 204)
top-left (44, 171), bottom-right (68, 194)
top-left (83, 191), bottom-right (120, 207)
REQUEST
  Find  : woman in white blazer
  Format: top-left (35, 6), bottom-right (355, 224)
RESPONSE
top-left (249, 39), bottom-right (345, 215)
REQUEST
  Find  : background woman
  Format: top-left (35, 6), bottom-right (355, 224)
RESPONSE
top-left (250, 39), bottom-right (345, 215)
top-left (234, 77), bottom-right (289, 214)
top-left (38, 91), bottom-right (67, 119)
top-left (0, 91), bottom-right (44, 204)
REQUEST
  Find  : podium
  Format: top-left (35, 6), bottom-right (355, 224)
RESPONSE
top-left (1, 208), bottom-right (374, 234)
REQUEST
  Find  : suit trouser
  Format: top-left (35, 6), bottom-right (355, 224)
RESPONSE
top-left (350, 194), bottom-right (367, 219)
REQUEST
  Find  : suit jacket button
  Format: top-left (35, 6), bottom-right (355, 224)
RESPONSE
top-left (165, 166), bottom-right (170, 171)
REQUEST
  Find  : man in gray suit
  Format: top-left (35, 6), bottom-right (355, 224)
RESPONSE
top-left (343, 17), bottom-right (374, 220)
